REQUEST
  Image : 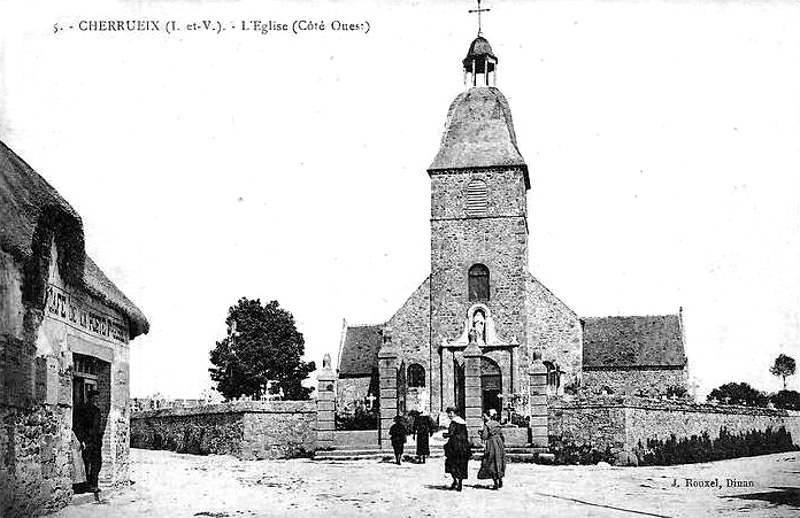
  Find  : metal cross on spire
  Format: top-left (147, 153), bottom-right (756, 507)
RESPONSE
top-left (469, 0), bottom-right (491, 36)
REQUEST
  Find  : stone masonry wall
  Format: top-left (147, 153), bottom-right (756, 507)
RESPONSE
top-left (624, 399), bottom-right (800, 452)
top-left (387, 277), bottom-right (431, 372)
top-left (1, 244), bottom-right (133, 518)
top-left (0, 405), bottom-right (73, 517)
top-left (526, 273), bottom-right (582, 391)
top-left (386, 276), bottom-right (431, 407)
top-left (582, 369), bottom-right (687, 397)
top-left (131, 401), bottom-right (317, 460)
top-left (549, 395), bottom-right (800, 464)
top-left (430, 168), bottom-right (529, 415)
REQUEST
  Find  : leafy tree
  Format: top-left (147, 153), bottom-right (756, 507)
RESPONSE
top-left (770, 390), bottom-right (800, 411)
top-left (769, 354), bottom-right (796, 390)
top-left (706, 382), bottom-right (769, 407)
top-left (209, 298), bottom-right (315, 401)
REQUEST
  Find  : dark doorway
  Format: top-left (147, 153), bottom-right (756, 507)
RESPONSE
top-left (72, 353), bottom-right (110, 491)
top-left (480, 357), bottom-right (502, 415)
top-left (453, 358), bottom-right (465, 415)
top-left (396, 360), bottom-right (407, 415)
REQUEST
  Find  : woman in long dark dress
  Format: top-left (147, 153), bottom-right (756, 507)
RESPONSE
top-left (443, 407), bottom-right (470, 491)
top-left (412, 413), bottom-right (434, 463)
top-left (477, 410), bottom-right (506, 489)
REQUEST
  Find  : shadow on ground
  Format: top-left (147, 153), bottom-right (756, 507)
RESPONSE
top-left (424, 484), bottom-right (454, 491)
top-left (725, 487), bottom-right (800, 508)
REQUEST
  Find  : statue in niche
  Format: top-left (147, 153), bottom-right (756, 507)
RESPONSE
top-left (323, 353), bottom-right (332, 370)
top-left (442, 304), bottom-right (518, 349)
top-left (472, 309), bottom-right (487, 345)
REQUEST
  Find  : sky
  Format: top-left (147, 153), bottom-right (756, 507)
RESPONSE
top-left (1, 0), bottom-right (798, 399)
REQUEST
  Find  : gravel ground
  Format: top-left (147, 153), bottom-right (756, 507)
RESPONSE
top-left (53, 449), bottom-right (800, 518)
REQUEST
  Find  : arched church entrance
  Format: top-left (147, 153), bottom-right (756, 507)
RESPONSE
top-left (481, 357), bottom-right (502, 415)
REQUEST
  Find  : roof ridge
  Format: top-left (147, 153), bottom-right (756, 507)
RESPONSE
top-left (582, 313), bottom-right (680, 320)
top-left (344, 322), bottom-right (385, 329)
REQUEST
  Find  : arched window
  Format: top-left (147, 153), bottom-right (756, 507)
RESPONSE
top-left (466, 179), bottom-right (488, 217)
top-left (407, 363), bottom-right (426, 388)
top-left (468, 264), bottom-right (490, 302)
top-left (544, 361), bottom-right (561, 391)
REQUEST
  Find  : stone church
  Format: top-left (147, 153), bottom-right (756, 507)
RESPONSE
top-left (336, 33), bottom-right (688, 420)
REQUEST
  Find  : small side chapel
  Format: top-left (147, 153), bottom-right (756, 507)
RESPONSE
top-left (335, 12), bottom-right (688, 429)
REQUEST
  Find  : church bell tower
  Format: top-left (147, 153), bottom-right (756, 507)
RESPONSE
top-left (428, 27), bottom-right (531, 415)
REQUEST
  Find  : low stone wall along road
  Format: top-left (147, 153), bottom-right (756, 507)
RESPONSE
top-left (53, 449), bottom-right (800, 518)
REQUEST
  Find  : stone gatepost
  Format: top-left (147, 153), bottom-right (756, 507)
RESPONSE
top-left (528, 360), bottom-right (548, 448)
top-left (463, 341), bottom-right (483, 444)
top-left (316, 354), bottom-right (336, 450)
top-left (377, 331), bottom-right (398, 448)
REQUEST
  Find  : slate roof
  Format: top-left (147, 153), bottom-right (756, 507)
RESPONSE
top-left (337, 324), bottom-right (383, 378)
top-left (464, 36), bottom-right (496, 61)
top-left (582, 314), bottom-right (686, 369)
top-left (428, 87), bottom-right (529, 188)
top-left (0, 139), bottom-right (149, 338)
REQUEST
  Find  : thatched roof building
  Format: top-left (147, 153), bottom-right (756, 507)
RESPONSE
top-left (0, 139), bottom-right (149, 337)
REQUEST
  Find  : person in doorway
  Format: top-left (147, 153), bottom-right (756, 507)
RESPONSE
top-left (412, 412), bottom-right (435, 463)
top-left (443, 407), bottom-right (470, 491)
top-left (388, 415), bottom-right (407, 465)
top-left (75, 389), bottom-right (102, 492)
top-left (478, 409), bottom-right (506, 489)
top-left (70, 430), bottom-right (87, 493)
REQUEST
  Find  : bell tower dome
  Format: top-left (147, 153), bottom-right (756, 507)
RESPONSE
top-left (463, 36), bottom-right (498, 88)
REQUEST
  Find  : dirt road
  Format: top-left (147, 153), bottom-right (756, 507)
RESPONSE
top-left (53, 449), bottom-right (799, 518)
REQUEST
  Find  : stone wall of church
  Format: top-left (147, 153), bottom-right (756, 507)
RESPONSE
top-left (1, 245), bottom-right (132, 518)
top-left (430, 168), bottom-right (528, 220)
top-left (582, 368), bottom-right (687, 397)
top-left (430, 168), bottom-right (530, 412)
top-left (131, 401), bottom-right (317, 460)
top-left (549, 395), bottom-right (800, 465)
top-left (525, 274), bottom-right (582, 391)
top-left (386, 277), bottom-right (431, 405)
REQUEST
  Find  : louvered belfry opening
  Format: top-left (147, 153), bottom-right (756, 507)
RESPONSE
top-left (466, 178), bottom-right (488, 217)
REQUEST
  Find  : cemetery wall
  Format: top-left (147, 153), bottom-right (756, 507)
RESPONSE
top-left (549, 395), bottom-right (800, 465)
top-left (131, 401), bottom-right (317, 460)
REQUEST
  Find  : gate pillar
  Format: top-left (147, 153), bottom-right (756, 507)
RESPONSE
top-left (463, 341), bottom-right (483, 445)
top-left (377, 330), bottom-right (399, 448)
top-left (528, 359), bottom-right (548, 448)
top-left (316, 354), bottom-right (336, 450)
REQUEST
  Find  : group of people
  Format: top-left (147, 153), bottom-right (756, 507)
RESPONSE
top-left (388, 411), bottom-right (436, 465)
top-left (387, 406), bottom-right (507, 492)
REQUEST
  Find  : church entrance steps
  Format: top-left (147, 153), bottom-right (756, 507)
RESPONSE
top-left (314, 444), bottom-right (547, 462)
top-left (313, 448), bottom-right (445, 462)
top-left (315, 435), bottom-right (445, 461)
